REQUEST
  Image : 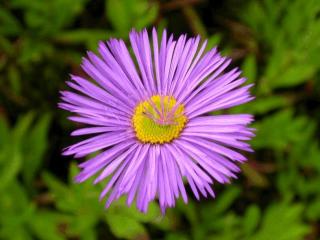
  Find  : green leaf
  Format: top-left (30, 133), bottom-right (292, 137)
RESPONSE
top-left (243, 205), bottom-right (261, 236)
top-left (0, 181), bottom-right (35, 240)
top-left (8, 65), bottom-right (21, 95)
top-left (0, 8), bottom-right (22, 36)
top-left (0, 149), bottom-right (22, 191)
top-left (105, 214), bottom-right (147, 239)
top-left (29, 211), bottom-right (68, 240)
top-left (305, 197), bottom-right (320, 221)
top-left (55, 29), bottom-right (113, 50)
top-left (252, 110), bottom-right (310, 150)
top-left (242, 55), bottom-right (257, 85)
top-left (12, 113), bottom-right (35, 145)
top-left (232, 96), bottom-right (288, 114)
top-left (22, 113), bottom-right (51, 184)
top-left (241, 163), bottom-right (269, 187)
top-left (270, 64), bottom-right (315, 89)
top-left (105, 0), bottom-right (158, 37)
top-left (19, 39), bottom-right (54, 64)
top-left (211, 187), bottom-right (241, 215)
top-left (249, 202), bottom-right (309, 240)
top-left (43, 172), bottom-right (70, 205)
top-left (106, 0), bottom-right (130, 34)
top-left (166, 233), bottom-right (190, 240)
top-left (206, 34), bottom-right (222, 51)
top-left (12, 0), bottom-right (88, 36)
top-left (44, 165), bottom-right (104, 237)
top-left (135, 3), bottom-right (159, 30)
top-left (0, 117), bottom-right (9, 148)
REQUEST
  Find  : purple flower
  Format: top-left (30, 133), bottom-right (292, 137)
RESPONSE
top-left (60, 28), bottom-right (254, 213)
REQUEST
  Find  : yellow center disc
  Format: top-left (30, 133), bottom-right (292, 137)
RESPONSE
top-left (132, 95), bottom-right (187, 144)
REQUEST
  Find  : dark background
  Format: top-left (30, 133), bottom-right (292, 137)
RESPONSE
top-left (1, 0), bottom-right (320, 239)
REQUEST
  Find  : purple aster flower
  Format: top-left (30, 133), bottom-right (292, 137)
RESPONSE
top-left (60, 28), bottom-right (254, 213)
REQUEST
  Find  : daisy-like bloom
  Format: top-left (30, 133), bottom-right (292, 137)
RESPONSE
top-left (60, 28), bottom-right (254, 213)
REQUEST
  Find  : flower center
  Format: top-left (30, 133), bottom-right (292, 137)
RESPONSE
top-left (132, 95), bottom-right (187, 144)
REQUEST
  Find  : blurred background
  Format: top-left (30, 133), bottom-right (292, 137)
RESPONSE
top-left (1, 0), bottom-right (320, 239)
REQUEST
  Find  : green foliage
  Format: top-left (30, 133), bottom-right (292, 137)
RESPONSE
top-left (0, 115), bottom-right (62, 240)
top-left (10, 0), bottom-right (88, 36)
top-left (1, 0), bottom-right (320, 239)
top-left (252, 110), bottom-right (312, 150)
top-left (248, 203), bottom-right (309, 240)
top-left (0, 113), bottom-right (51, 190)
top-left (43, 163), bottom-right (163, 239)
top-left (242, 0), bottom-right (320, 92)
top-left (106, 0), bottom-right (158, 37)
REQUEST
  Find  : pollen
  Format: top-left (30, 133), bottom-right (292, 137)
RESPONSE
top-left (132, 95), bottom-right (187, 144)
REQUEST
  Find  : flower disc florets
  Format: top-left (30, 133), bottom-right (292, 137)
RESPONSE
top-left (132, 95), bottom-right (187, 144)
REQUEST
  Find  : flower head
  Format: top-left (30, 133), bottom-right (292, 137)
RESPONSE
top-left (60, 28), bottom-right (254, 213)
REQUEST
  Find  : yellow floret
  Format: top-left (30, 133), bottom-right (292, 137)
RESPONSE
top-left (132, 95), bottom-right (187, 144)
